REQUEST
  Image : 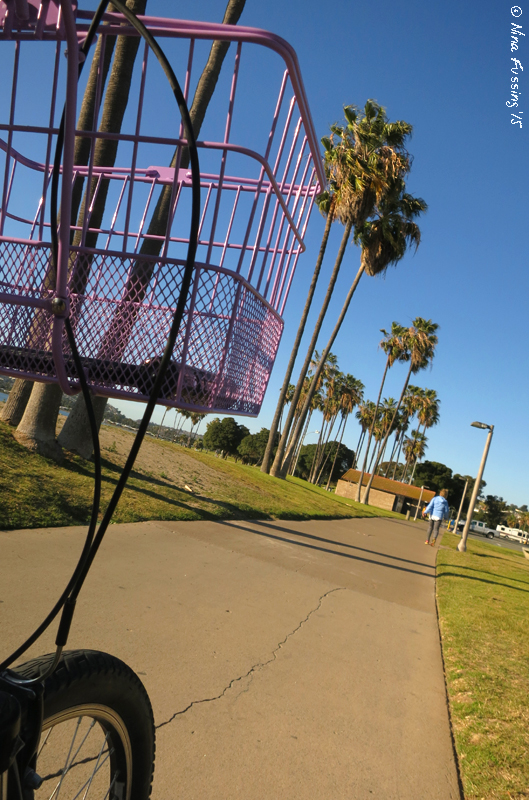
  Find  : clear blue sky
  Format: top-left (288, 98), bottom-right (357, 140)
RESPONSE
top-left (11, 0), bottom-right (528, 503)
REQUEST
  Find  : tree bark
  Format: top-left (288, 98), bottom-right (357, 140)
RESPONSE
top-left (270, 220), bottom-right (353, 478)
top-left (28, 0), bottom-right (146, 459)
top-left (355, 356), bottom-right (389, 501)
top-left (94, 0), bottom-right (247, 361)
top-left (289, 408), bottom-right (313, 476)
top-left (14, 383), bottom-right (64, 461)
top-left (261, 207), bottom-right (334, 474)
top-left (60, 0), bottom-right (246, 459)
top-left (325, 417), bottom-right (346, 490)
top-left (279, 260), bottom-right (365, 478)
top-left (353, 428), bottom-right (365, 469)
top-left (58, 395), bottom-right (108, 458)
top-left (0, 379), bottom-right (33, 426)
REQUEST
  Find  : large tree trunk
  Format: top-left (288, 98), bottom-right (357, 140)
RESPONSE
top-left (270, 220), bottom-right (353, 478)
top-left (355, 356), bottom-right (389, 501)
top-left (279, 261), bottom-right (365, 478)
top-left (14, 383), bottom-right (64, 461)
top-left (60, 0), bottom-right (246, 459)
top-left (1, 379), bottom-right (33, 426)
top-left (58, 395), bottom-right (108, 459)
top-left (261, 206), bottom-right (334, 474)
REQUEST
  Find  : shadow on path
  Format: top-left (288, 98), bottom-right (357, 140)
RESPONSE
top-left (218, 520), bottom-right (435, 579)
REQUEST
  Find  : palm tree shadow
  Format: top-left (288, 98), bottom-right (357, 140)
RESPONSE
top-left (218, 520), bottom-right (435, 579)
top-left (451, 564), bottom-right (529, 587)
top-left (248, 519), bottom-right (432, 569)
top-left (438, 572), bottom-right (529, 594)
top-left (63, 454), bottom-right (255, 520)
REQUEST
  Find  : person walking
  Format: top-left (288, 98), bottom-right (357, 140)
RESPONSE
top-left (423, 489), bottom-right (450, 546)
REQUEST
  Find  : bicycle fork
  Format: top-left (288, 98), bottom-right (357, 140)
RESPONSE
top-left (0, 676), bottom-right (44, 799)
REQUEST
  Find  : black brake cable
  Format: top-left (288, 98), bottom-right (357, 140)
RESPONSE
top-left (0, 0), bottom-right (200, 672)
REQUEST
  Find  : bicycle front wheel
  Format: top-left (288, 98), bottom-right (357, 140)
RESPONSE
top-left (15, 649), bottom-right (155, 799)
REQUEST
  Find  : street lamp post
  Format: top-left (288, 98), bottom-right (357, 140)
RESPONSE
top-left (458, 422), bottom-right (494, 552)
top-left (453, 477), bottom-right (469, 535)
top-left (291, 430), bottom-right (320, 477)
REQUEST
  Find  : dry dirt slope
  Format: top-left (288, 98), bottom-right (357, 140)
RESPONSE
top-left (0, 417), bottom-right (402, 530)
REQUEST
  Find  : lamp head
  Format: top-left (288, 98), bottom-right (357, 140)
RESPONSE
top-left (471, 421), bottom-right (492, 430)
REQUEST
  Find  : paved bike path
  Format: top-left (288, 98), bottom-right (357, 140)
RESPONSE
top-left (1, 517), bottom-right (460, 799)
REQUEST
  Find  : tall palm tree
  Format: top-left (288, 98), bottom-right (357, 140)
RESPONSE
top-left (289, 385), bottom-right (324, 476)
top-left (402, 429), bottom-right (428, 480)
top-left (389, 384), bottom-right (423, 479)
top-left (354, 400), bottom-right (376, 467)
top-left (260, 191), bottom-right (336, 474)
top-left (374, 397), bottom-right (399, 472)
top-left (269, 100), bottom-right (414, 479)
top-left (309, 359), bottom-right (341, 483)
top-left (363, 318), bottom-right (438, 504)
top-left (325, 373), bottom-right (364, 489)
top-left (355, 321), bottom-right (407, 500)
top-left (416, 388), bottom-right (440, 438)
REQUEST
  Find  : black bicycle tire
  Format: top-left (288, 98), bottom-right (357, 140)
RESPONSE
top-left (14, 649), bottom-right (155, 799)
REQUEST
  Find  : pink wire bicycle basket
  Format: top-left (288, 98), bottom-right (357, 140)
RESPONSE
top-left (0, 1), bottom-right (324, 415)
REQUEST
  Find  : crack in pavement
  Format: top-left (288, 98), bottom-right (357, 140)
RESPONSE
top-left (156, 587), bottom-right (345, 730)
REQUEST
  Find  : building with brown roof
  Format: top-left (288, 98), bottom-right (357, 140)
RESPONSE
top-left (336, 469), bottom-right (435, 514)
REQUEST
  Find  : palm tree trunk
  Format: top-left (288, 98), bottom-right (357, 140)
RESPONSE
top-left (14, 383), bottom-right (64, 461)
top-left (309, 418), bottom-right (329, 483)
top-left (95, 0), bottom-right (247, 363)
top-left (59, 0), bottom-right (246, 459)
top-left (367, 442), bottom-right (378, 473)
top-left (325, 416), bottom-right (346, 490)
top-left (385, 432), bottom-right (401, 477)
top-left (52, 0), bottom-right (147, 459)
top-left (59, 395), bottom-right (108, 459)
top-left (278, 255), bottom-right (364, 479)
top-left (261, 206), bottom-right (334, 474)
top-left (363, 360), bottom-right (414, 504)
top-left (377, 438), bottom-right (390, 474)
top-left (289, 409), bottom-right (313, 476)
top-left (353, 428), bottom-right (366, 468)
top-left (157, 407), bottom-right (170, 437)
top-left (355, 356), bottom-right (390, 501)
top-left (313, 413), bottom-right (338, 484)
top-left (269, 220), bottom-right (353, 478)
top-left (391, 423), bottom-right (408, 479)
top-left (1, 380), bottom-right (34, 426)
top-left (315, 417), bottom-right (339, 485)
top-left (402, 451), bottom-right (412, 483)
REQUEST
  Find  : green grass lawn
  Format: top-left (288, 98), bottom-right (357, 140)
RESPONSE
top-left (0, 421), bottom-right (401, 530)
top-left (437, 532), bottom-right (529, 800)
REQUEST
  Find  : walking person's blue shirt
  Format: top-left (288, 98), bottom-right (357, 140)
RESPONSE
top-left (424, 495), bottom-right (450, 520)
